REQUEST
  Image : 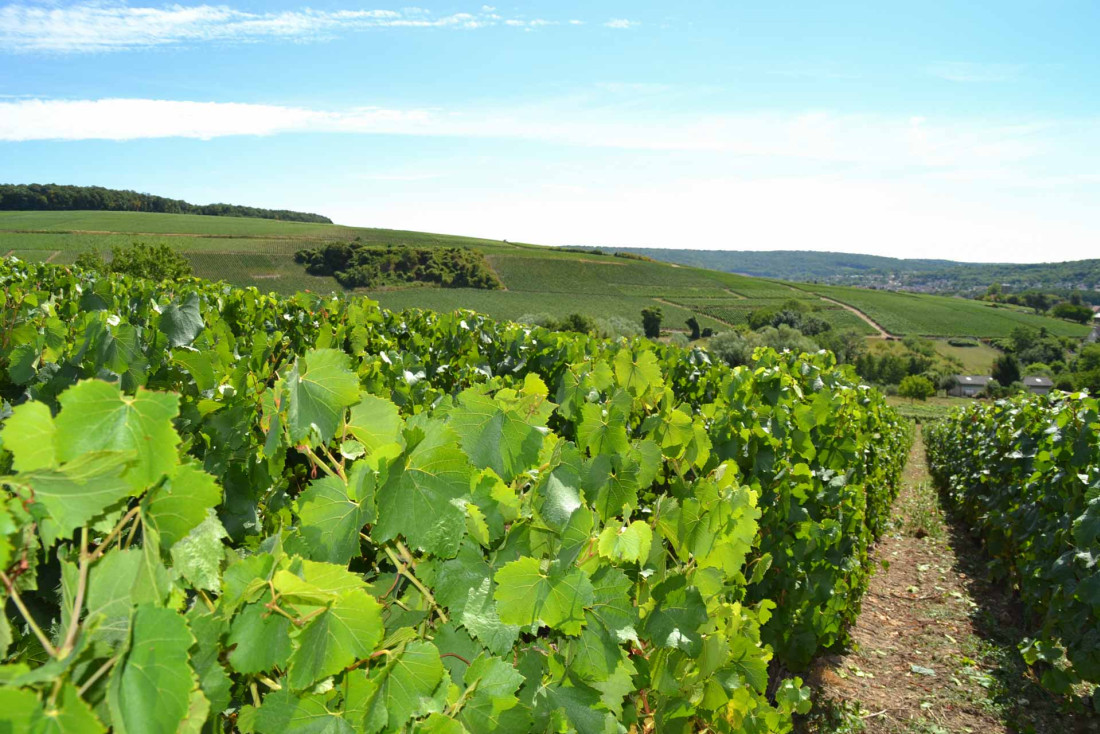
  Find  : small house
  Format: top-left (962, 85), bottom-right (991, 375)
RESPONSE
top-left (1022, 376), bottom-right (1053, 396)
top-left (948, 375), bottom-right (991, 398)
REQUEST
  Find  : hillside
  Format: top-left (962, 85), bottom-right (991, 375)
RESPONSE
top-left (614, 247), bottom-right (1100, 299)
top-left (0, 210), bottom-right (1091, 342)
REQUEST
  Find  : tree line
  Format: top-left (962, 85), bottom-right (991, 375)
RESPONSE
top-left (294, 241), bottom-right (503, 290)
top-left (0, 183), bottom-right (332, 224)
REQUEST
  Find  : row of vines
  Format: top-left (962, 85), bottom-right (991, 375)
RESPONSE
top-left (0, 259), bottom-right (910, 732)
top-left (927, 394), bottom-right (1100, 697)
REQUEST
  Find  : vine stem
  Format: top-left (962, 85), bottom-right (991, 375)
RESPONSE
top-left (78, 654), bottom-right (120, 696)
top-left (59, 528), bottom-right (90, 656)
top-left (88, 507), bottom-right (140, 562)
top-left (0, 569), bottom-right (58, 657)
top-left (300, 444), bottom-right (345, 482)
top-left (382, 545), bottom-right (447, 623)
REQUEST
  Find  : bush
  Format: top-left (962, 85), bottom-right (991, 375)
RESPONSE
top-left (294, 243), bottom-right (502, 290)
top-left (641, 307), bottom-right (662, 338)
top-left (77, 242), bottom-right (193, 281)
top-left (667, 333), bottom-right (690, 348)
top-left (898, 375), bottom-right (935, 401)
top-left (594, 316), bottom-right (642, 339)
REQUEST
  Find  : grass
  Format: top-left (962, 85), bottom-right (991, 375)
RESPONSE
top-left (932, 340), bottom-right (1001, 374)
top-left (798, 283), bottom-right (1092, 338)
top-left (1, 211), bottom-right (1093, 341)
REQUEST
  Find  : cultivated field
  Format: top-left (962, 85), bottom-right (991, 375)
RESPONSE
top-left (1, 210), bottom-right (1091, 341)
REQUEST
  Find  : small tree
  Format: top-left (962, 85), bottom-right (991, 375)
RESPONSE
top-left (898, 375), bottom-right (935, 402)
top-left (686, 316), bottom-right (701, 341)
top-left (104, 242), bottom-right (193, 281)
top-left (641, 307), bottom-right (662, 339)
top-left (992, 353), bottom-right (1021, 386)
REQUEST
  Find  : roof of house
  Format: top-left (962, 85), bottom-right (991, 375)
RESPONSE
top-left (1023, 376), bottom-right (1053, 387)
top-left (953, 375), bottom-right (992, 386)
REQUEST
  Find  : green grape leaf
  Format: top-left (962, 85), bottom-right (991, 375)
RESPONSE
top-left (227, 602), bottom-right (293, 675)
top-left (18, 450), bottom-right (134, 544)
top-left (36, 682), bottom-right (107, 734)
top-left (172, 351), bottom-right (216, 393)
top-left (613, 348), bottom-right (663, 399)
top-left (448, 389), bottom-right (544, 482)
top-left (284, 349), bottom-right (361, 445)
top-left (375, 641), bottom-right (444, 730)
top-left (6, 343), bottom-right (37, 385)
top-left (597, 520), bottom-right (652, 564)
top-left (54, 380), bottom-right (180, 491)
top-left (346, 395), bottom-right (404, 454)
top-left (494, 557), bottom-right (594, 636)
top-left (160, 293), bottom-right (204, 348)
top-left (170, 511), bottom-right (228, 592)
top-left (295, 468), bottom-right (376, 565)
top-left (85, 548), bottom-right (165, 645)
top-left (286, 590), bottom-right (384, 690)
top-left (640, 575), bottom-right (707, 657)
top-left (577, 403), bottom-right (629, 456)
top-left (142, 462), bottom-right (222, 549)
top-left (374, 421), bottom-right (472, 558)
top-left (186, 606), bottom-right (232, 715)
top-left (0, 687), bottom-right (41, 732)
top-left (0, 401), bottom-right (57, 472)
top-left (254, 689), bottom-right (356, 734)
top-left (458, 655), bottom-right (527, 732)
top-left (107, 604), bottom-right (196, 734)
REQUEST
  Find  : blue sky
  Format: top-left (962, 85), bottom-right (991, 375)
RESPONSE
top-left (2, 1), bottom-right (1099, 262)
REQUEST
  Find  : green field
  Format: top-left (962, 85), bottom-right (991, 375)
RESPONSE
top-left (798, 283), bottom-right (1091, 338)
top-left (0, 210), bottom-right (1091, 340)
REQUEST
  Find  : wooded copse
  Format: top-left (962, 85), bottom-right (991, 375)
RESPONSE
top-left (0, 183), bottom-right (332, 223)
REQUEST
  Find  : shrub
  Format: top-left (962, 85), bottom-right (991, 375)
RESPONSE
top-left (898, 375), bottom-right (935, 401)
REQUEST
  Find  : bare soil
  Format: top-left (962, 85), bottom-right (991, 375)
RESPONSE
top-left (799, 430), bottom-right (1099, 734)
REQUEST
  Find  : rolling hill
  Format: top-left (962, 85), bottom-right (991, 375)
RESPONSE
top-left (0, 210), bottom-right (1091, 343)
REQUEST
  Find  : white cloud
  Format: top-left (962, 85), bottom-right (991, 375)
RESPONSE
top-left (0, 2), bottom-right (576, 53)
top-left (927, 61), bottom-right (1025, 83)
top-left (604, 19), bottom-right (638, 29)
top-left (0, 98), bottom-right (432, 140)
top-left (0, 98), bottom-right (1078, 173)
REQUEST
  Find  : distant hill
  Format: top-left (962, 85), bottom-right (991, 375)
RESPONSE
top-left (0, 183), bottom-right (332, 224)
top-left (608, 248), bottom-right (1100, 302)
top-left (0, 210), bottom-right (1092, 342)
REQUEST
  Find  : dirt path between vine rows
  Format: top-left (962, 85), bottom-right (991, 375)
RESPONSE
top-left (799, 430), bottom-right (1099, 734)
top-left (815, 295), bottom-right (895, 340)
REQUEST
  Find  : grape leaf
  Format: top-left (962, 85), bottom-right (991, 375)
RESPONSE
top-left (0, 401), bottom-right (57, 472)
top-left (640, 575), bottom-right (707, 656)
top-left (284, 349), bottom-right (360, 445)
top-left (18, 450), bottom-right (134, 544)
top-left (494, 557), bottom-right (594, 635)
top-left (346, 395), bottom-right (404, 454)
top-left (597, 520), bottom-right (652, 564)
top-left (169, 511), bottom-right (228, 592)
top-left (286, 589), bottom-right (384, 690)
top-left (254, 689), bottom-right (356, 734)
top-left (448, 389), bottom-right (544, 482)
top-left (374, 420), bottom-right (472, 558)
top-left (227, 602), bottom-right (293, 675)
top-left (160, 293), bottom-right (204, 348)
top-left (107, 604), bottom-right (195, 734)
top-left (295, 468), bottom-right (375, 565)
top-left (142, 462), bottom-right (222, 549)
top-left (54, 380), bottom-right (180, 491)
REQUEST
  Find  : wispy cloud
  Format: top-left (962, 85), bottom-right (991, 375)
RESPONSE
top-left (604, 19), bottom-right (638, 30)
top-left (0, 2), bottom-right (581, 53)
top-left (927, 61), bottom-right (1026, 83)
top-left (3, 97), bottom-right (1087, 181)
